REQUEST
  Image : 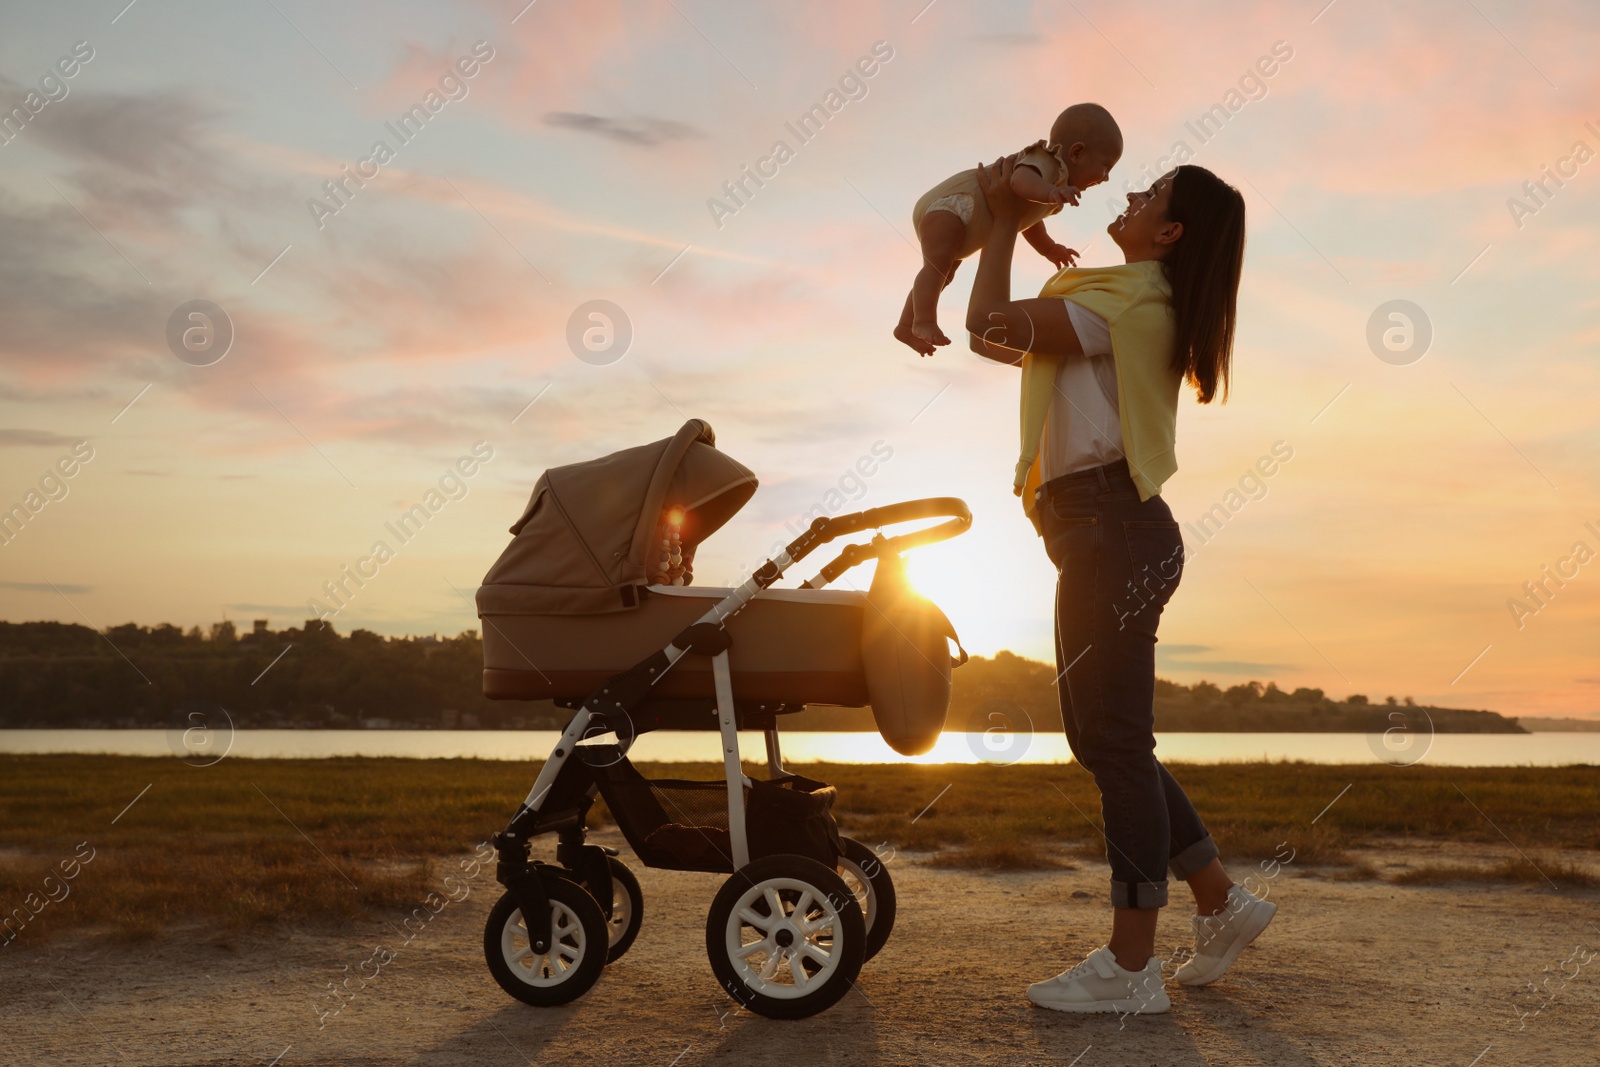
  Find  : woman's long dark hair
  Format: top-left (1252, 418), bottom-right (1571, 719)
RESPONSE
top-left (1162, 165), bottom-right (1246, 404)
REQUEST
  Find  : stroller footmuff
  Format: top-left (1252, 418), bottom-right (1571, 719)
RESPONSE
top-left (475, 419), bottom-right (969, 1019)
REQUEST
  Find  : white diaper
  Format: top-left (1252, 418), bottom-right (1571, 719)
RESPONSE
top-left (923, 192), bottom-right (974, 225)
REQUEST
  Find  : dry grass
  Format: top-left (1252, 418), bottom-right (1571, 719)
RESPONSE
top-left (819, 760), bottom-right (1600, 872)
top-left (1390, 856), bottom-right (1600, 888)
top-left (1, 755), bottom-right (1596, 940)
top-left (0, 756), bottom-right (503, 943)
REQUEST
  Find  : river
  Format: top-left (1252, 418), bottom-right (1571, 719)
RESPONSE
top-left (3, 729), bottom-right (1597, 766)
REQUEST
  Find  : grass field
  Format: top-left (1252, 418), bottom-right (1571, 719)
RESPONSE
top-left (2, 755), bottom-right (1596, 939)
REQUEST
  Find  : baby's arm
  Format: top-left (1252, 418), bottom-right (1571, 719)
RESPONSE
top-left (1008, 163), bottom-right (1061, 204)
top-left (1022, 221), bottom-right (1078, 270)
top-left (1010, 163), bottom-right (1080, 207)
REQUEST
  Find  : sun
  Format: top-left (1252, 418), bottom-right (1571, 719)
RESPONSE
top-left (898, 531), bottom-right (1056, 666)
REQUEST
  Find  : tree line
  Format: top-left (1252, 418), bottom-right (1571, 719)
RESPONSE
top-left (0, 623), bottom-right (1525, 733)
top-left (0, 620), bottom-right (553, 729)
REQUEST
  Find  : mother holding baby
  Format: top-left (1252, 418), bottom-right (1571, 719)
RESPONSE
top-left (964, 144), bottom-right (1270, 1014)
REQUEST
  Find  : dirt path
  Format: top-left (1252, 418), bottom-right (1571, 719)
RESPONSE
top-left (2, 833), bottom-right (1596, 1066)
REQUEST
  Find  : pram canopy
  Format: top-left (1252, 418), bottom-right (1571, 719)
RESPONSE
top-left (478, 419), bottom-right (757, 616)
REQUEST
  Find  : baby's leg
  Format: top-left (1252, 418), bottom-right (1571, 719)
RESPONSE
top-left (903, 209), bottom-right (966, 350)
top-left (894, 280), bottom-right (958, 356)
top-left (893, 290), bottom-right (930, 355)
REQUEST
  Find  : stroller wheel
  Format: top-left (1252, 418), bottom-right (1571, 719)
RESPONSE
top-left (705, 854), bottom-right (866, 1020)
top-left (837, 837), bottom-right (896, 963)
top-left (484, 881), bottom-right (607, 1006)
top-left (604, 856), bottom-right (643, 963)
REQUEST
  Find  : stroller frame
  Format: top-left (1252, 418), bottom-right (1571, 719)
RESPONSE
top-left (486, 498), bottom-right (970, 1018)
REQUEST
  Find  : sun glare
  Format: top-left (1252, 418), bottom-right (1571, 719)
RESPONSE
top-left (901, 535), bottom-right (1054, 663)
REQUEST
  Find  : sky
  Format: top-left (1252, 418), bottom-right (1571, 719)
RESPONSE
top-left (1, 0), bottom-right (1597, 718)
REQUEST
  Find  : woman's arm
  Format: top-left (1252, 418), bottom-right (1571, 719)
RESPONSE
top-left (966, 156), bottom-right (1086, 361)
top-left (969, 330), bottom-right (1023, 365)
top-left (968, 299), bottom-right (1087, 363)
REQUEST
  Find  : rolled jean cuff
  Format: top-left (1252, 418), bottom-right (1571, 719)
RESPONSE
top-left (1110, 879), bottom-right (1169, 909)
top-left (1169, 835), bottom-right (1220, 881)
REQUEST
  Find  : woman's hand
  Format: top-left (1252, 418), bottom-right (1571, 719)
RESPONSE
top-left (976, 154), bottom-right (1026, 226)
top-left (969, 154), bottom-right (1084, 362)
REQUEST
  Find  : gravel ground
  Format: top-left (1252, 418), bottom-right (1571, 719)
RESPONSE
top-left (2, 833), bottom-right (1596, 1067)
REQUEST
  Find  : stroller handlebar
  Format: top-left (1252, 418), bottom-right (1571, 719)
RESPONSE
top-left (818, 497), bottom-right (972, 539)
top-left (783, 497), bottom-right (972, 588)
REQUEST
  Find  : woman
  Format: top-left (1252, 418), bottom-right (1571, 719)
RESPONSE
top-left (966, 156), bottom-right (1271, 1015)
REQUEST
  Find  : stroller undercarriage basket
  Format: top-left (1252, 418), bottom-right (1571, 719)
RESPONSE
top-left (476, 419), bottom-right (971, 1020)
top-left (588, 754), bottom-right (842, 873)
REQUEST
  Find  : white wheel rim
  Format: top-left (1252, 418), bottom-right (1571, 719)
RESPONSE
top-left (836, 856), bottom-right (877, 935)
top-left (722, 876), bottom-right (846, 1000)
top-left (606, 875), bottom-right (633, 948)
top-left (501, 900), bottom-right (588, 987)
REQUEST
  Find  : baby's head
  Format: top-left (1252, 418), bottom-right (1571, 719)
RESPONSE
top-left (1050, 103), bottom-right (1123, 189)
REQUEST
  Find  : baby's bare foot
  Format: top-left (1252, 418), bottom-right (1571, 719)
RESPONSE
top-left (894, 322), bottom-right (936, 357)
top-left (912, 320), bottom-right (951, 347)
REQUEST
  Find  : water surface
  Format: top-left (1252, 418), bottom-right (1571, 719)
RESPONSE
top-left (3, 729), bottom-right (1596, 767)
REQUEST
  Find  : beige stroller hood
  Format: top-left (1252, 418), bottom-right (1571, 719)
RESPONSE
top-left (477, 419), bottom-right (757, 617)
top-left (476, 419), bottom-right (871, 707)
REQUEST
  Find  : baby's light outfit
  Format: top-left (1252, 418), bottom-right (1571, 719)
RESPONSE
top-left (912, 140), bottom-right (1073, 258)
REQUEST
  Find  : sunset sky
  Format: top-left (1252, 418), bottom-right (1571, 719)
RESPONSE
top-left (1, 0), bottom-right (1597, 717)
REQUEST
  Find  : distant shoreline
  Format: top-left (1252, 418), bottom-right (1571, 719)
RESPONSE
top-left (4, 622), bottom-right (1589, 733)
top-left (1517, 716), bottom-right (1600, 732)
top-left (2, 723), bottom-right (1596, 733)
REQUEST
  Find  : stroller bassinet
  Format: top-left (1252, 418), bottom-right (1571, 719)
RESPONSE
top-left (476, 419), bottom-right (969, 1019)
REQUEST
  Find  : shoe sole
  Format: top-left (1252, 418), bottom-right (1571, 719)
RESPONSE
top-left (1178, 898), bottom-right (1277, 987)
top-left (1029, 994), bottom-right (1172, 1015)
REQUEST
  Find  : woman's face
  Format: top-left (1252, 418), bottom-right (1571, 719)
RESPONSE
top-left (1108, 172), bottom-right (1179, 257)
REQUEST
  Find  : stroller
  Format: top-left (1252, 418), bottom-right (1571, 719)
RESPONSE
top-left (475, 419), bottom-right (969, 1019)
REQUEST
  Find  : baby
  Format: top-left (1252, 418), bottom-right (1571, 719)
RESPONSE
top-left (895, 103), bottom-right (1123, 356)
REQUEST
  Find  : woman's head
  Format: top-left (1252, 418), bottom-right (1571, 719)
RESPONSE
top-left (1108, 165), bottom-right (1246, 404)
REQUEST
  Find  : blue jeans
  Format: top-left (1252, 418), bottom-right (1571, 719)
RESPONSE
top-left (1037, 460), bottom-right (1218, 909)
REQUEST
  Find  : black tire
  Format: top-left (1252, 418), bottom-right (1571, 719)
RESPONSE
top-left (837, 837), bottom-right (896, 962)
top-left (484, 878), bottom-right (608, 1006)
top-left (604, 856), bottom-right (643, 963)
top-left (705, 854), bottom-right (866, 1020)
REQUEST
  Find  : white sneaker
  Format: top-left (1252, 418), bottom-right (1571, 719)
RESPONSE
top-left (1027, 946), bottom-right (1170, 1014)
top-left (1175, 884), bottom-right (1277, 987)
